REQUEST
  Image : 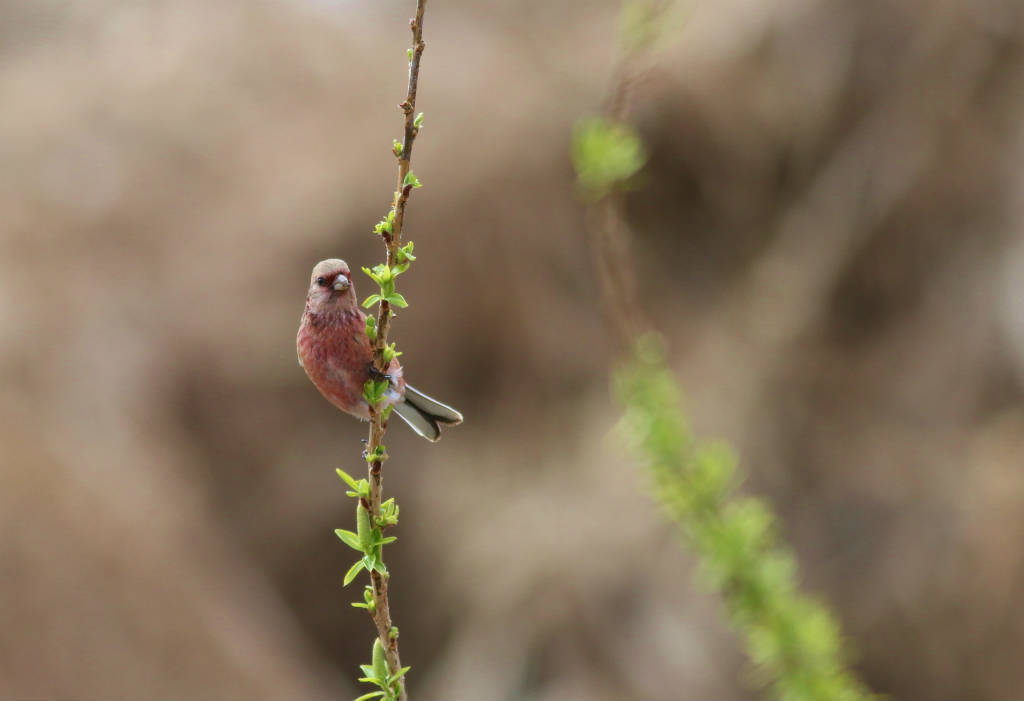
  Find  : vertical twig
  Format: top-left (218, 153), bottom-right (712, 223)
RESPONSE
top-left (583, 0), bottom-right (672, 348)
top-left (363, 3), bottom-right (427, 700)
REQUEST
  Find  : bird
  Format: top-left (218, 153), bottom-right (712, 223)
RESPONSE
top-left (297, 258), bottom-right (463, 441)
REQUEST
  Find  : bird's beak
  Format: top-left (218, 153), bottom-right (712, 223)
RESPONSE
top-left (333, 274), bottom-right (351, 292)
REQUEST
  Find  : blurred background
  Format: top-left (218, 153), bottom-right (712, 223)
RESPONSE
top-left (2, 0), bottom-right (1023, 698)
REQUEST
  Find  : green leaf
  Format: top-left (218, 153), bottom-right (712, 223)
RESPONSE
top-left (373, 212), bottom-right (394, 235)
top-left (385, 293), bottom-right (408, 308)
top-left (394, 242), bottom-right (416, 270)
top-left (362, 294), bottom-right (382, 309)
top-left (363, 264), bottom-right (392, 284)
top-left (376, 515), bottom-right (398, 529)
top-left (336, 469), bottom-right (361, 491)
top-left (362, 379), bottom-right (389, 406)
top-left (372, 638), bottom-right (388, 682)
top-left (365, 316), bottom-right (377, 341)
top-left (353, 691), bottom-right (386, 701)
top-left (343, 559), bottom-right (366, 586)
top-left (406, 47), bottom-right (413, 63)
top-left (382, 342), bottom-right (402, 363)
top-left (392, 139), bottom-right (403, 157)
top-left (413, 112), bottom-right (424, 129)
top-left (335, 529), bottom-right (364, 552)
top-left (342, 476), bottom-right (369, 500)
top-left (356, 503), bottom-right (373, 549)
top-left (351, 601), bottom-right (370, 609)
top-left (364, 444), bottom-right (387, 464)
top-left (377, 498), bottom-right (399, 527)
top-left (364, 553), bottom-right (388, 576)
top-left (402, 171), bottom-right (422, 189)
top-left (388, 666), bottom-right (411, 685)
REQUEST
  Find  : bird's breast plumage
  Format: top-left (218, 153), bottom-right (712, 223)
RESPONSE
top-left (297, 306), bottom-right (405, 420)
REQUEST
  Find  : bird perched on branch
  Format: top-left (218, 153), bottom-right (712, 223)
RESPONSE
top-left (297, 258), bottom-right (463, 441)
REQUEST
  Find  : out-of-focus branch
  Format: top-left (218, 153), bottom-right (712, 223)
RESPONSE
top-left (577, 0), bottom-right (672, 349)
top-left (572, 2), bottom-right (874, 699)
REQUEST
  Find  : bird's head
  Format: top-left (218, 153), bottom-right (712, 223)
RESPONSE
top-left (307, 258), bottom-right (357, 313)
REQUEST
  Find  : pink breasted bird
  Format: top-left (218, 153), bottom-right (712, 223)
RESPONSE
top-left (297, 258), bottom-right (463, 441)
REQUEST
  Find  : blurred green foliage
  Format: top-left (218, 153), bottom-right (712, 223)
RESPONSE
top-left (571, 117), bottom-right (647, 200)
top-left (616, 335), bottom-right (873, 701)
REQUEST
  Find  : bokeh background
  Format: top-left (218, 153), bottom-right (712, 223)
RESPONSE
top-left (2, 0), bottom-right (1024, 698)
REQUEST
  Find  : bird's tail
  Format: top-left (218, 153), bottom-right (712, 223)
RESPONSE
top-left (392, 384), bottom-right (463, 442)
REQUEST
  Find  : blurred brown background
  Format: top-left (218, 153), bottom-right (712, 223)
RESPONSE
top-left (2, 0), bottom-right (1023, 698)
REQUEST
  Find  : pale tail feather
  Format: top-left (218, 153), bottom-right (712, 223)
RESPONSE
top-left (404, 384), bottom-right (463, 425)
top-left (392, 384), bottom-right (463, 442)
top-left (393, 400), bottom-right (441, 442)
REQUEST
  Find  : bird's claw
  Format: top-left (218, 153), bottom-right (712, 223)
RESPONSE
top-left (367, 365), bottom-right (392, 383)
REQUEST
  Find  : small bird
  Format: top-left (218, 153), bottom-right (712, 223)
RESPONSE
top-left (297, 258), bottom-right (463, 441)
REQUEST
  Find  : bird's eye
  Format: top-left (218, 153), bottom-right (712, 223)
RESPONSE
top-left (316, 276), bottom-right (327, 287)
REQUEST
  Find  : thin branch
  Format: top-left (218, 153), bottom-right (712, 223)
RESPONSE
top-left (586, 62), bottom-right (652, 352)
top-left (363, 3), bottom-right (428, 700)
